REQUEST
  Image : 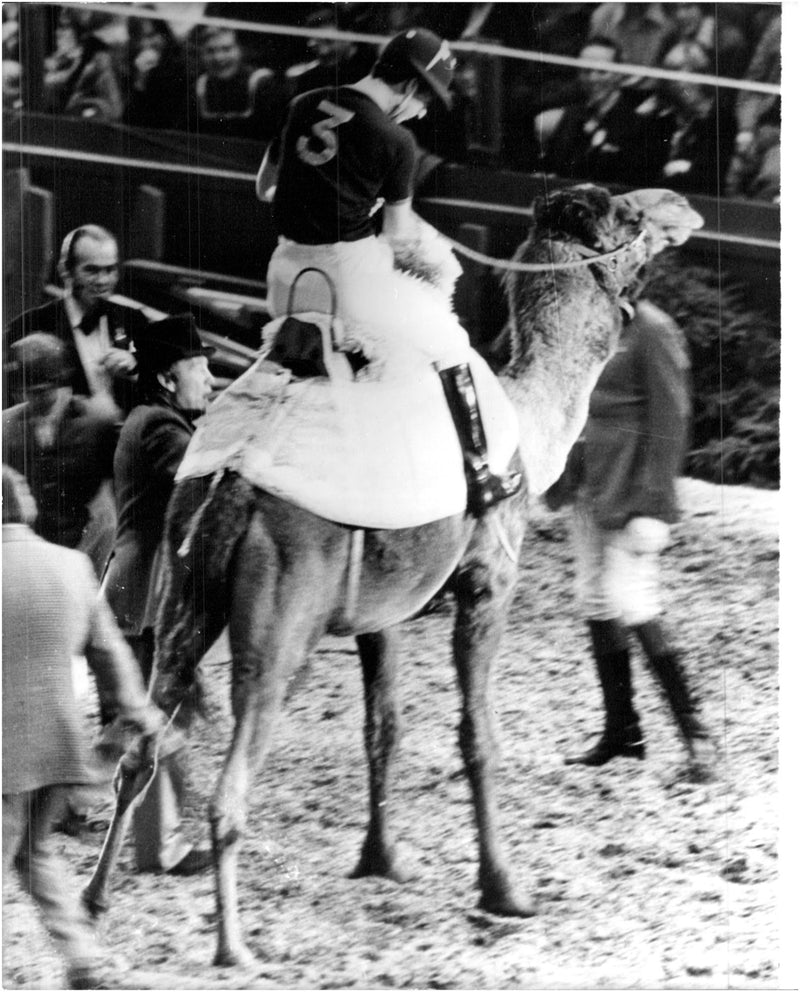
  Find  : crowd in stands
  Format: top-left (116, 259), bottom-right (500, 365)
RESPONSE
top-left (2, 2), bottom-right (780, 201)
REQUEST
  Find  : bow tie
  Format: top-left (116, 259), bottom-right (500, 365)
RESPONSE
top-left (76, 304), bottom-right (111, 335)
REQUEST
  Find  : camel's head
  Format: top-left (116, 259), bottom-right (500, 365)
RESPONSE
top-left (531, 184), bottom-right (703, 260)
top-left (526, 184), bottom-right (704, 308)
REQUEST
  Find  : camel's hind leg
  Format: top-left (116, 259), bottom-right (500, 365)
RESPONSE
top-left (350, 630), bottom-right (408, 882)
top-left (452, 507), bottom-right (534, 917)
top-left (211, 525), bottom-right (335, 968)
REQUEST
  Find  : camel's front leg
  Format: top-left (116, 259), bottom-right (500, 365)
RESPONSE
top-left (350, 630), bottom-right (408, 882)
top-left (211, 541), bottom-right (331, 968)
top-left (452, 512), bottom-right (534, 917)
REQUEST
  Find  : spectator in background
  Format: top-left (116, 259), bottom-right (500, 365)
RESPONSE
top-left (103, 314), bottom-right (215, 875)
top-left (671, 2), bottom-right (747, 79)
top-left (2, 3), bottom-right (22, 110)
top-left (651, 40), bottom-right (736, 197)
top-left (5, 224), bottom-right (147, 415)
top-left (3, 334), bottom-right (119, 577)
top-left (43, 8), bottom-right (123, 121)
top-left (503, 3), bottom-right (593, 166)
top-left (2, 465), bottom-right (163, 991)
top-left (588, 3), bottom-right (677, 93)
top-left (545, 301), bottom-right (714, 780)
top-left (284, 6), bottom-right (376, 97)
top-left (537, 37), bottom-right (670, 187)
top-left (724, 11), bottom-right (780, 203)
top-left (124, 15), bottom-right (190, 131)
top-left (193, 25), bottom-right (290, 142)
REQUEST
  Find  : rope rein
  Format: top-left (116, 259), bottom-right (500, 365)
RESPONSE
top-left (441, 229), bottom-right (648, 274)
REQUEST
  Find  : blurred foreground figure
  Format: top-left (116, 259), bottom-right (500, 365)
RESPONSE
top-left (1, 466), bottom-right (162, 989)
top-left (546, 300), bottom-right (714, 779)
top-left (3, 333), bottom-right (118, 577)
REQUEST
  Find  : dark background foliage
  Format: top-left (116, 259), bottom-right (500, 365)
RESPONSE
top-left (643, 255), bottom-right (779, 488)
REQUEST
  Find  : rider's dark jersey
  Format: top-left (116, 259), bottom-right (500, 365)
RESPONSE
top-left (272, 87), bottom-right (417, 244)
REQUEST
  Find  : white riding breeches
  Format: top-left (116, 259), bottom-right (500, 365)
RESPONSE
top-left (266, 235), bottom-right (472, 375)
top-left (571, 496), bottom-right (666, 627)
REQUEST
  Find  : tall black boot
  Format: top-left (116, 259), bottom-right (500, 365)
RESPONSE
top-left (634, 620), bottom-right (714, 778)
top-left (565, 619), bottom-right (645, 766)
top-left (438, 363), bottom-right (522, 516)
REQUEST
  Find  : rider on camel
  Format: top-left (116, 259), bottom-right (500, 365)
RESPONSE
top-left (257, 27), bottom-right (521, 516)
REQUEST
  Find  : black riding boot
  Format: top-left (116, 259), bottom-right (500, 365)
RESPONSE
top-left (565, 619), bottom-right (645, 766)
top-left (634, 620), bottom-right (714, 777)
top-left (438, 363), bottom-right (522, 516)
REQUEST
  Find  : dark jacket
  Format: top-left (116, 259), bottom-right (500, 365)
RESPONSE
top-left (2, 395), bottom-right (119, 548)
top-left (542, 89), bottom-right (672, 186)
top-left (657, 102), bottom-right (737, 197)
top-left (103, 396), bottom-right (195, 635)
top-left (2, 526), bottom-right (150, 794)
top-left (546, 300), bottom-right (691, 528)
top-left (4, 297), bottom-right (149, 411)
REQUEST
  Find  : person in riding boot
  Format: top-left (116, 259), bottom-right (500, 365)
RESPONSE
top-left (545, 298), bottom-right (714, 779)
top-left (257, 27), bottom-right (521, 516)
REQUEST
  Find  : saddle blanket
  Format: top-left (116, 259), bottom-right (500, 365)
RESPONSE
top-left (177, 348), bottom-right (519, 530)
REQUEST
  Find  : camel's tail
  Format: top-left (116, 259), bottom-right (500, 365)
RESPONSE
top-left (150, 471), bottom-right (255, 719)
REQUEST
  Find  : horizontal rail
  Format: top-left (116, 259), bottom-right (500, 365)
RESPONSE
top-left (5, 143), bottom-right (779, 254)
top-left (2, 141), bottom-right (254, 183)
top-left (126, 259), bottom-right (266, 293)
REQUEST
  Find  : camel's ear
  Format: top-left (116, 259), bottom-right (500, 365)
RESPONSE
top-left (615, 189), bottom-right (704, 255)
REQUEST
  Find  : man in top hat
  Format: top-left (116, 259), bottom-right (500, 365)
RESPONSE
top-left (2, 332), bottom-right (119, 577)
top-left (258, 26), bottom-right (521, 516)
top-left (102, 312), bottom-right (215, 875)
top-left (4, 224), bottom-right (148, 413)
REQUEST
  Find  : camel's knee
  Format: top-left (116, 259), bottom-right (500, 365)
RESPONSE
top-left (454, 561), bottom-right (515, 614)
top-left (209, 791), bottom-right (247, 854)
top-left (114, 748), bottom-right (155, 807)
top-left (458, 713), bottom-right (499, 771)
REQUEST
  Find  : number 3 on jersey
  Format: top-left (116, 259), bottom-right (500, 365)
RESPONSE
top-left (296, 99), bottom-right (355, 166)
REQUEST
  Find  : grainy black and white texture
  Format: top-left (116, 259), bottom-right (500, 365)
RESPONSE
top-left (2, 479), bottom-right (779, 990)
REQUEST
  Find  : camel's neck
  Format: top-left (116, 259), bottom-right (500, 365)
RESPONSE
top-left (498, 296), bottom-right (620, 495)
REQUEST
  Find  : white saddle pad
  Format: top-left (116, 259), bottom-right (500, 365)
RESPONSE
top-left (177, 349), bottom-right (519, 530)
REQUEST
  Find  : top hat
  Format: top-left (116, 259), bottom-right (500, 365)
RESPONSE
top-left (134, 313), bottom-right (215, 372)
top-left (9, 332), bottom-right (71, 391)
top-left (376, 28), bottom-right (457, 109)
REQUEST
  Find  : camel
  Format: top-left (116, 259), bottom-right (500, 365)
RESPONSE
top-left (85, 184), bottom-right (703, 967)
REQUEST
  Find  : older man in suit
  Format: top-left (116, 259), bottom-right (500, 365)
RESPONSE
top-left (103, 312), bottom-right (215, 875)
top-left (4, 224), bottom-right (149, 412)
top-left (2, 466), bottom-right (163, 990)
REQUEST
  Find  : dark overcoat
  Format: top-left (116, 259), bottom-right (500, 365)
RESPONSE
top-left (103, 397), bottom-right (195, 635)
top-left (2, 396), bottom-right (118, 548)
top-left (581, 298), bottom-right (692, 530)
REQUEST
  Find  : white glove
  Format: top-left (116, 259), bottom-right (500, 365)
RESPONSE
top-left (622, 516), bottom-right (670, 554)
